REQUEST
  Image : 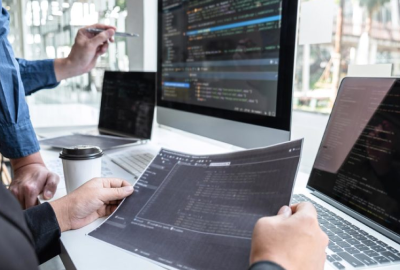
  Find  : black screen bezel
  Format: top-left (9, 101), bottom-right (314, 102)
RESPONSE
top-left (98, 71), bottom-right (157, 139)
top-left (156, 0), bottom-right (299, 131)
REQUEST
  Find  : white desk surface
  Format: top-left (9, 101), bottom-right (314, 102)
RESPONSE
top-left (39, 124), bottom-right (310, 270)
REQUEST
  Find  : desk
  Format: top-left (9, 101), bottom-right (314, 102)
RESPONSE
top-left (39, 124), bottom-right (310, 270)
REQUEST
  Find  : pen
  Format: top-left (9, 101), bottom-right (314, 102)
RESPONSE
top-left (86, 28), bottom-right (140, 38)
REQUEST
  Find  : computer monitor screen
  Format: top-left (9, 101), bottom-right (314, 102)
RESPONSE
top-left (157, 0), bottom-right (298, 148)
top-left (98, 71), bottom-right (156, 139)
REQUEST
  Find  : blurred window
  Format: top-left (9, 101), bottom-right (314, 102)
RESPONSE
top-left (295, 0), bottom-right (400, 114)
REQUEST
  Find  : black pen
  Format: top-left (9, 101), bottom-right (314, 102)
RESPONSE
top-left (86, 28), bottom-right (140, 38)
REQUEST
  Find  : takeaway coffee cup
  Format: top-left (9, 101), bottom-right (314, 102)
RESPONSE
top-left (59, 145), bottom-right (103, 194)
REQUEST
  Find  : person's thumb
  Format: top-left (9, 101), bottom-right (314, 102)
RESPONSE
top-left (277, 205), bottom-right (292, 218)
top-left (92, 29), bottom-right (115, 46)
top-left (43, 173), bottom-right (60, 200)
top-left (101, 185), bottom-right (134, 202)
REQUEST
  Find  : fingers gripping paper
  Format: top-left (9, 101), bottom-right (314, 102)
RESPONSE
top-left (89, 140), bottom-right (303, 270)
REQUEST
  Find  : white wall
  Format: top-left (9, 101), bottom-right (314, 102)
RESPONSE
top-left (126, 0), bottom-right (157, 72)
top-left (143, 0), bottom-right (157, 72)
top-left (127, 0), bottom-right (144, 71)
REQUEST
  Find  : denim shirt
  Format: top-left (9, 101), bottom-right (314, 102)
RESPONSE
top-left (0, 5), bottom-right (59, 158)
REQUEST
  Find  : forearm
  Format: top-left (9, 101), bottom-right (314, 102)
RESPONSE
top-left (249, 261), bottom-right (286, 270)
top-left (54, 58), bottom-right (83, 81)
top-left (11, 152), bottom-right (46, 171)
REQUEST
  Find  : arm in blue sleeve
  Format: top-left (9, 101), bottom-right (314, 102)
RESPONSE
top-left (0, 7), bottom-right (40, 158)
top-left (0, 115), bottom-right (40, 159)
top-left (0, 53), bottom-right (40, 158)
top-left (17, 59), bottom-right (60, 96)
top-left (248, 261), bottom-right (286, 270)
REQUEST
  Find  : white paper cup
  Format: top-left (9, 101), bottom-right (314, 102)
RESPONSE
top-left (59, 145), bottom-right (103, 194)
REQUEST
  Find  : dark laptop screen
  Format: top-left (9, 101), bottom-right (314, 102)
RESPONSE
top-left (308, 78), bottom-right (400, 237)
top-left (98, 71), bottom-right (156, 139)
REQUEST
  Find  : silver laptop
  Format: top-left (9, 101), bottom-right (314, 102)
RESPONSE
top-left (294, 77), bottom-right (400, 270)
top-left (40, 71), bottom-right (157, 150)
top-left (40, 71), bottom-right (158, 177)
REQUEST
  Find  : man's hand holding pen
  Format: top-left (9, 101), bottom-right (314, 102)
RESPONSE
top-left (54, 24), bottom-right (116, 81)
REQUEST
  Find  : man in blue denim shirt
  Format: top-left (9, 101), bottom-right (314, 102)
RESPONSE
top-left (0, 2), bottom-right (116, 209)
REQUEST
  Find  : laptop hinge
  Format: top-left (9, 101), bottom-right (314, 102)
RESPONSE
top-left (306, 185), bottom-right (316, 192)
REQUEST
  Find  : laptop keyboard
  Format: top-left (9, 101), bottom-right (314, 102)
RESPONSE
top-left (291, 194), bottom-right (400, 269)
top-left (110, 152), bottom-right (155, 178)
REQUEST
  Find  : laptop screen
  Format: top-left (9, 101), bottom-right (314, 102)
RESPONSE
top-left (308, 78), bottom-right (400, 237)
top-left (98, 71), bottom-right (156, 139)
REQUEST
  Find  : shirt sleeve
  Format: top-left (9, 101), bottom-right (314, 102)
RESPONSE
top-left (24, 202), bottom-right (61, 264)
top-left (17, 58), bottom-right (60, 96)
top-left (0, 38), bottom-right (40, 159)
top-left (248, 261), bottom-right (286, 270)
top-left (0, 115), bottom-right (41, 159)
top-left (0, 7), bottom-right (41, 158)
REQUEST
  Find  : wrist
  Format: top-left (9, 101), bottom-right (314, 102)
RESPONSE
top-left (50, 197), bottom-right (72, 232)
top-left (54, 58), bottom-right (81, 81)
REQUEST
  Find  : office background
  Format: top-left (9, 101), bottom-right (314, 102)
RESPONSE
top-left (2, 0), bottom-right (400, 170)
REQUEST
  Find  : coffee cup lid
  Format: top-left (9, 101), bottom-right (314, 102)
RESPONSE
top-left (59, 145), bottom-right (103, 160)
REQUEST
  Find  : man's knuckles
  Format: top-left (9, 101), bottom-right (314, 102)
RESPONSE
top-left (22, 181), bottom-right (39, 196)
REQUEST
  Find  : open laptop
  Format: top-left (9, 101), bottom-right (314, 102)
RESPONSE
top-left (40, 71), bottom-right (156, 150)
top-left (293, 77), bottom-right (400, 270)
top-left (41, 71), bottom-right (158, 178)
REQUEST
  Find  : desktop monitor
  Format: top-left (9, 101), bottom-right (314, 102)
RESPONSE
top-left (157, 0), bottom-right (299, 148)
